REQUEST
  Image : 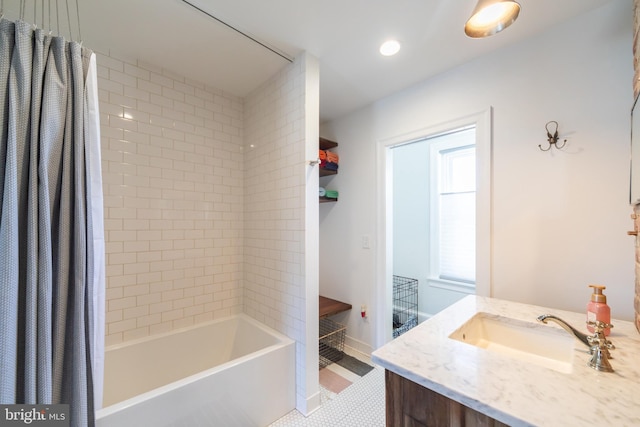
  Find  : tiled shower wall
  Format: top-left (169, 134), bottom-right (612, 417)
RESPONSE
top-left (243, 59), bottom-right (305, 346)
top-left (97, 50), bottom-right (245, 346)
top-left (243, 54), bottom-right (315, 411)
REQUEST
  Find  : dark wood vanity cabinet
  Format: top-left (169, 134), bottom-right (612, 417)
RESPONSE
top-left (385, 371), bottom-right (509, 427)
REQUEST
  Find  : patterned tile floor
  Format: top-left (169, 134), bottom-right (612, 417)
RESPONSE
top-left (269, 352), bottom-right (385, 427)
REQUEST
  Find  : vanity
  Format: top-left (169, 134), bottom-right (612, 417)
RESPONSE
top-left (372, 296), bottom-right (640, 426)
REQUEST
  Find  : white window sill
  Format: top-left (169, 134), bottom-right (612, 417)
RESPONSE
top-left (427, 277), bottom-right (476, 294)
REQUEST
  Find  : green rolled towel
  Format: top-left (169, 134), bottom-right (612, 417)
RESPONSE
top-left (325, 190), bottom-right (339, 199)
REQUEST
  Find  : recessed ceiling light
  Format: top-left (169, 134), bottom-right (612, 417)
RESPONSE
top-left (379, 40), bottom-right (401, 56)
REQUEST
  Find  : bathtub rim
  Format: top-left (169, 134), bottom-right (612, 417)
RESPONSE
top-left (96, 313), bottom-right (295, 419)
top-left (101, 312), bottom-right (291, 353)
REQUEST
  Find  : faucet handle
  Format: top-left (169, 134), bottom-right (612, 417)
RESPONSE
top-left (586, 320), bottom-right (615, 353)
top-left (587, 320), bottom-right (613, 334)
top-left (586, 321), bottom-right (615, 372)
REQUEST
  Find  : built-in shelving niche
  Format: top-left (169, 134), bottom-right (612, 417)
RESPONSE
top-left (319, 137), bottom-right (338, 202)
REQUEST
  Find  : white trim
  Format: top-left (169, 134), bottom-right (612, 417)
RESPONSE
top-left (475, 108), bottom-right (492, 298)
top-left (374, 108), bottom-right (493, 350)
top-left (428, 131), bottom-right (477, 286)
top-left (86, 52), bottom-right (106, 411)
top-left (427, 277), bottom-right (476, 294)
top-left (344, 336), bottom-right (374, 358)
top-left (417, 311), bottom-right (432, 324)
top-left (297, 392), bottom-right (321, 417)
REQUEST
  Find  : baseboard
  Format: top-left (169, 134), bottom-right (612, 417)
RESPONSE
top-left (344, 313), bottom-right (433, 355)
top-left (297, 389), bottom-right (321, 417)
top-left (418, 311), bottom-right (432, 324)
top-left (345, 335), bottom-right (373, 357)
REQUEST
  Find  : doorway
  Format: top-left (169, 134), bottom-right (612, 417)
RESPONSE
top-left (374, 109), bottom-right (492, 348)
top-left (393, 126), bottom-right (476, 326)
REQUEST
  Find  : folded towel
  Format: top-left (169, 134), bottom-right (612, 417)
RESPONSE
top-left (319, 150), bottom-right (327, 160)
top-left (319, 187), bottom-right (326, 197)
top-left (323, 162), bottom-right (339, 171)
top-left (326, 151), bottom-right (339, 164)
top-left (325, 190), bottom-right (339, 199)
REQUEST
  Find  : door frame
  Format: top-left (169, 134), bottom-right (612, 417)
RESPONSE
top-left (374, 108), bottom-right (493, 349)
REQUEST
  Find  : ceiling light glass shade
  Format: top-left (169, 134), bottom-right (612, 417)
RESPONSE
top-left (464, 0), bottom-right (520, 38)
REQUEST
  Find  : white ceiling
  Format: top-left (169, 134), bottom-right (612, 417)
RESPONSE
top-left (3, 0), bottom-right (614, 122)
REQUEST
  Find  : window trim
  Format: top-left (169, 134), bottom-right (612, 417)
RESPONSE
top-left (428, 131), bottom-right (476, 287)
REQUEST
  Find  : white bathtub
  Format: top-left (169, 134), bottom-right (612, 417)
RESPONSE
top-left (96, 314), bottom-right (296, 427)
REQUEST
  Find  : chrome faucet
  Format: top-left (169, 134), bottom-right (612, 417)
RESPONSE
top-left (536, 315), bottom-right (591, 348)
top-left (537, 314), bottom-right (615, 372)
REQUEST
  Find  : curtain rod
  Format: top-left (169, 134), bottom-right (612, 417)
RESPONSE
top-left (17, 0), bottom-right (84, 42)
top-left (180, 0), bottom-right (293, 63)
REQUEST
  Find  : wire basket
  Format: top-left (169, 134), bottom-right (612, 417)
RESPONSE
top-left (393, 275), bottom-right (418, 338)
top-left (319, 318), bottom-right (346, 369)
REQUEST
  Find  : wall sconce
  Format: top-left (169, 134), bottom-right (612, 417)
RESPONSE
top-left (539, 121), bottom-right (567, 151)
top-left (464, 0), bottom-right (521, 38)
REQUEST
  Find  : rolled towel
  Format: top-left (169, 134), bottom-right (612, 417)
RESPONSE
top-left (326, 151), bottom-right (339, 164)
top-left (325, 190), bottom-right (339, 199)
top-left (318, 150), bottom-right (327, 167)
top-left (323, 162), bottom-right (338, 171)
top-left (319, 187), bottom-right (326, 197)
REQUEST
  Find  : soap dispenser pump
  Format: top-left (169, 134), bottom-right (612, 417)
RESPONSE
top-left (587, 284), bottom-right (611, 336)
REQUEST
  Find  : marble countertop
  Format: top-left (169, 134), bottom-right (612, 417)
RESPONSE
top-left (372, 295), bottom-right (640, 426)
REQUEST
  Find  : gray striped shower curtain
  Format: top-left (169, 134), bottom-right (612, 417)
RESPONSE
top-left (0, 19), bottom-right (104, 427)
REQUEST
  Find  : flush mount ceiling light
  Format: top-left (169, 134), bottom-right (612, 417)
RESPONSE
top-left (380, 40), bottom-right (401, 56)
top-left (464, 0), bottom-right (521, 38)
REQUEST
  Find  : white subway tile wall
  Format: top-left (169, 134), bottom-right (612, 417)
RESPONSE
top-left (98, 50), bottom-right (244, 346)
top-left (244, 55), bottom-right (308, 407)
top-left (98, 49), bottom-right (314, 408)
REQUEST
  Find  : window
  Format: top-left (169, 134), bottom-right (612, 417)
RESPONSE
top-left (430, 128), bottom-right (476, 286)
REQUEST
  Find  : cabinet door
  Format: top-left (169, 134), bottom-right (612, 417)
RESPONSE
top-left (385, 371), bottom-right (509, 427)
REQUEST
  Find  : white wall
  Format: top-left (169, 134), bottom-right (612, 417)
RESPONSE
top-left (393, 141), bottom-right (431, 314)
top-left (320, 0), bottom-right (635, 353)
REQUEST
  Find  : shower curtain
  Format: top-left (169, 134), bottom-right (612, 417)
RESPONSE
top-left (0, 18), bottom-right (104, 427)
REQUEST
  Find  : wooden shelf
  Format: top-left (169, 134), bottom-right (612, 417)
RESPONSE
top-left (319, 296), bottom-right (352, 318)
top-left (320, 168), bottom-right (337, 177)
top-left (319, 196), bottom-right (338, 203)
top-left (319, 137), bottom-right (338, 150)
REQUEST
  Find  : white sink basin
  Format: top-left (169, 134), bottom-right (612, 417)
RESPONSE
top-left (449, 312), bottom-right (576, 373)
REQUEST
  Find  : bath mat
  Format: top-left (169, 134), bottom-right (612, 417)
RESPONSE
top-left (335, 354), bottom-right (375, 377)
top-left (319, 367), bottom-right (352, 394)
